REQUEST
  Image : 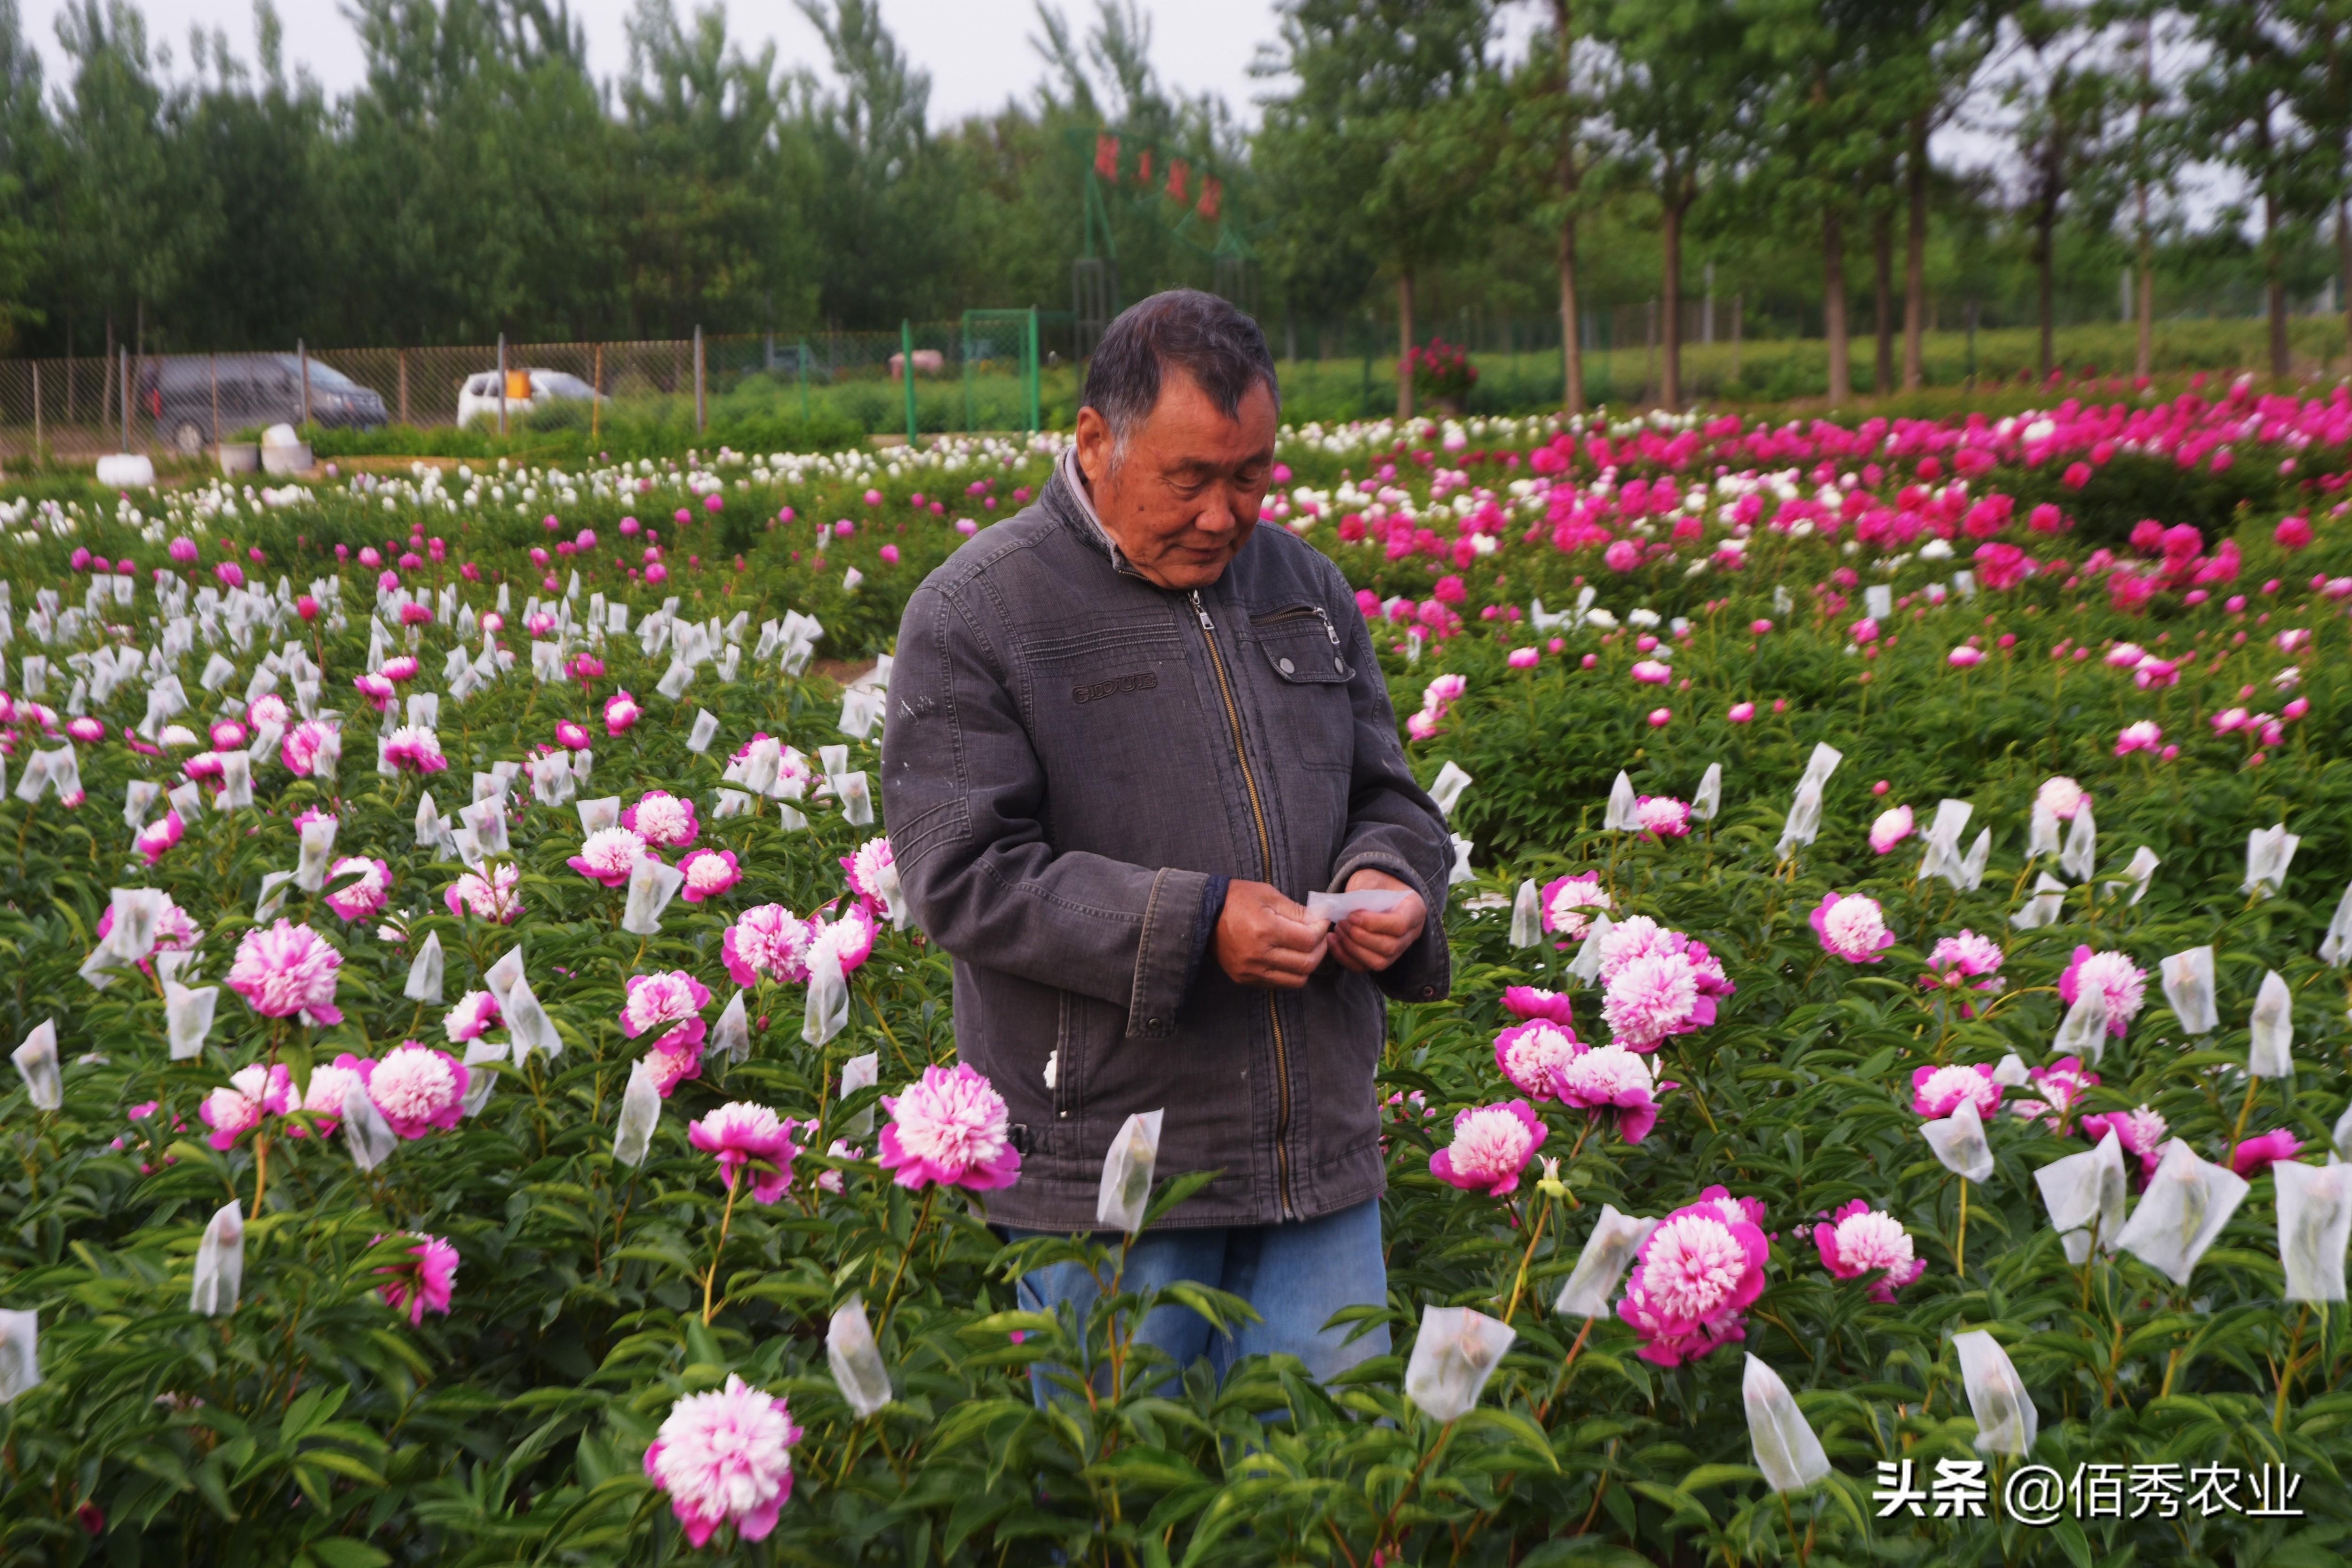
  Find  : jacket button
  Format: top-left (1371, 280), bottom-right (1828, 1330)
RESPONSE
top-left (1277, 657), bottom-right (1295, 675)
top-left (1421, 987), bottom-right (1436, 998)
top-left (1147, 1017), bottom-right (1160, 1029)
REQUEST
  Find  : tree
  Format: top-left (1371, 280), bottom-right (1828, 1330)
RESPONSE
top-left (0, 0), bottom-right (50, 353)
top-left (1256, 0), bottom-right (1499, 419)
top-left (2182, 0), bottom-right (2312, 382)
top-left (1873, 0), bottom-right (1994, 390)
top-left (2002, 0), bottom-right (2119, 379)
top-left (1597, 0), bottom-right (1757, 409)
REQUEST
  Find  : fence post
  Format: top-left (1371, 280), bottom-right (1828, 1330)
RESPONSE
top-left (591, 343), bottom-right (602, 445)
top-left (799, 342), bottom-right (810, 425)
top-left (694, 325), bottom-right (706, 436)
top-left (30, 361), bottom-right (39, 462)
top-left (120, 346), bottom-right (131, 452)
top-left (498, 333), bottom-right (509, 436)
top-left (961, 314), bottom-right (974, 435)
top-left (901, 319), bottom-right (918, 447)
top-left (210, 353), bottom-right (219, 451)
top-left (1026, 307), bottom-right (1041, 434)
top-left (398, 348), bottom-right (410, 426)
top-left (299, 339), bottom-right (313, 431)
top-left (1731, 295), bottom-right (1743, 383)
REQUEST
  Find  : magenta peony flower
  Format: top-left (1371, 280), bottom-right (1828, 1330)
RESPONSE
top-left (1923, 930), bottom-right (2004, 1001)
top-left (134, 808), bottom-right (185, 864)
top-left (66, 715), bottom-right (105, 744)
top-left (688, 1102), bottom-right (802, 1204)
top-left (95, 896), bottom-right (201, 971)
top-left (383, 726), bottom-right (449, 774)
top-left (358, 1044), bottom-right (469, 1138)
top-left (1494, 1019), bottom-right (1581, 1100)
top-left (1618, 1187), bottom-right (1771, 1367)
top-left (1553, 1044), bottom-right (1674, 1144)
top-left (1499, 986), bottom-right (1574, 1026)
top-left (226, 920), bottom-right (344, 1026)
top-left (209, 719), bottom-right (247, 750)
top-left (1429, 1100), bottom-right (1546, 1196)
top-left (1633, 795), bottom-right (1690, 838)
top-left (375, 1232), bottom-right (459, 1324)
top-left (443, 990), bottom-right (502, 1043)
top-left (1539, 871), bottom-right (1611, 940)
top-left (568, 826), bottom-right (650, 886)
top-left (722, 905), bottom-right (813, 987)
top-left (644, 1376), bottom-right (803, 1548)
top-left (2114, 720), bottom-right (2163, 756)
top-left (2080, 1105), bottom-right (2169, 1181)
top-left (555, 719), bottom-right (592, 749)
top-left (1600, 954), bottom-right (1702, 1051)
top-left (2014, 1056), bottom-right (2098, 1128)
top-left (2057, 946), bottom-right (2146, 1036)
top-left (806, 901), bottom-right (877, 976)
top-left (1911, 1062), bottom-right (2002, 1120)
top-left (1811, 892), bottom-right (1894, 963)
top-left (622, 790), bottom-right (699, 850)
top-left (625, 971), bottom-right (712, 1096)
top-left (604, 690), bottom-right (642, 735)
top-left (291, 1057), bottom-right (367, 1136)
top-left (679, 848), bottom-right (742, 903)
top-left (381, 655), bottom-right (421, 682)
top-left (1947, 645), bottom-right (1984, 668)
top-left (1868, 804), bottom-right (1915, 854)
top-left (1813, 1201), bottom-right (1923, 1302)
top-left (2231, 1130), bottom-right (2302, 1178)
top-left (444, 864), bottom-right (523, 923)
top-left (841, 836), bottom-right (896, 912)
top-left (323, 857), bottom-right (392, 922)
top-left (877, 1063), bottom-right (1022, 1191)
top-left (280, 719), bottom-right (337, 776)
top-left (199, 1063), bottom-right (293, 1150)
top-left (352, 672), bottom-right (396, 712)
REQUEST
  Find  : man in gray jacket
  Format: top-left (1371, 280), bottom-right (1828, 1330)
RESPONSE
top-left (881, 289), bottom-right (1452, 1386)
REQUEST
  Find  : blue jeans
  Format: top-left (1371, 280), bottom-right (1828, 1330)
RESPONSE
top-left (1005, 1197), bottom-right (1390, 1403)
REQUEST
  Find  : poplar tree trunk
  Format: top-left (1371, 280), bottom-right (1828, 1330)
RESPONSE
top-left (1873, 205), bottom-right (1895, 396)
top-left (1397, 271), bottom-right (1416, 421)
top-left (1824, 208), bottom-right (1850, 404)
top-left (1661, 195), bottom-right (1684, 409)
top-left (2266, 191), bottom-right (2288, 381)
top-left (1902, 112), bottom-right (1927, 390)
top-left (1555, 0), bottom-right (1584, 413)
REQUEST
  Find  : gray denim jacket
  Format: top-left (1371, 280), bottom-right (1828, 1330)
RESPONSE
top-left (880, 467), bottom-right (1453, 1231)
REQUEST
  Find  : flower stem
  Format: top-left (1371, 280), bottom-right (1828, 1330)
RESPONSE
top-left (699, 1179), bottom-right (739, 1325)
top-left (874, 1186), bottom-right (938, 1339)
top-left (2274, 1303), bottom-right (2311, 1433)
top-left (2228, 1072), bottom-right (2263, 1154)
top-left (1953, 1177), bottom-right (1968, 1278)
top-left (250, 1131), bottom-right (270, 1218)
top-left (1501, 1199), bottom-right (1549, 1325)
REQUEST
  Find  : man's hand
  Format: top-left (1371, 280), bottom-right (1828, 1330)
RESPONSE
top-left (1215, 879), bottom-right (1329, 988)
top-left (1327, 868), bottom-right (1427, 974)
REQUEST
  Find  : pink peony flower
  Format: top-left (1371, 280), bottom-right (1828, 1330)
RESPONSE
top-left (2080, 1104), bottom-right (2169, 1182)
top-left (1506, 646), bottom-right (1539, 669)
top-left (1810, 892), bottom-right (1894, 963)
top-left (2013, 1056), bottom-right (2098, 1128)
top-left (568, 826), bottom-right (650, 887)
top-left (2231, 1129), bottom-right (2302, 1179)
top-left (2057, 946), bottom-right (2146, 1036)
top-left (1539, 871), bottom-right (1611, 940)
top-left (352, 672), bottom-right (396, 711)
top-left (2036, 775), bottom-right (2089, 821)
top-left (1429, 1100), bottom-right (1546, 1196)
top-left (555, 720), bottom-right (591, 749)
top-left (841, 837), bottom-right (897, 912)
top-left (722, 905), bottom-right (813, 987)
top-left (1634, 795), bottom-right (1690, 838)
top-left (1923, 930), bottom-right (2003, 999)
top-left (443, 990), bottom-right (502, 1043)
top-left (444, 863), bottom-right (523, 922)
top-left (323, 857), bottom-right (392, 923)
top-left (1947, 645), bottom-right (1984, 668)
top-left (226, 920), bottom-right (344, 1026)
top-left (1618, 1187), bottom-right (1771, 1367)
top-left (622, 790), bottom-right (699, 850)
top-left (2113, 720), bottom-right (2163, 756)
top-left (358, 1044), bottom-right (469, 1138)
top-left (1553, 1044), bottom-right (1673, 1144)
top-left (383, 726), bottom-right (449, 774)
top-left (1911, 1062), bottom-right (2002, 1120)
top-left (806, 901), bottom-right (877, 976)
top-left (134, 808), bottom-right (184, 864)
top-left (1499, 986), bottom-right (1575, 1026)
top-left (291, 1059), bottom-right (366, 1135)
top-left (95, 896), bottom-right (201, 970)
top-left (280, 720), bottom-right (337, 776)
top-left (66, 715), bottom-right (105, 744)
top-left (679, 848), bottom-right (743, 903)
top-left (624, 970), bottom-right (712, 1043)
top-left (210, 719), bottom-right (248, 750)
top-left (604, 690), bottom-right (642, 735)
top-left (1598, 940), bottom-right (1731, 1051)
top-left (877, 1062), bottom-right (1022, 1191)
top-left (644, 1376), bottom-right (803, 1548)
top-left (375, 1232), bottom-right (459, 1324)
top-left (381, 655), bottom-right (420, 682)
top-left (1727, 700), bottom-right (1756, 722)
top-left (1494, 1019), bottom-right (1581, 1100)
top-left (1868, 804), bottom-right (1915, 854)
top-left (1813, 1201), bottom-right (1923, 1301)
top-left (199, 1063), bottom-right (293, 1150)
top-left (688, 1102), bottom-right (802, 1204)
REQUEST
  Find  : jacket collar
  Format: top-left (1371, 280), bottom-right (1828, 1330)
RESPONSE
top-left (1043, 449), bottom-right (1141, 576)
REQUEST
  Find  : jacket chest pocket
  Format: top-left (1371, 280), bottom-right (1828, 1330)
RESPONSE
top-left (1249, 606), bottom-right (1354, 774)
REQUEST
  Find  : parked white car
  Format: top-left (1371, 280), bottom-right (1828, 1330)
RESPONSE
top-left (456, 369), bottom-right (605, 428)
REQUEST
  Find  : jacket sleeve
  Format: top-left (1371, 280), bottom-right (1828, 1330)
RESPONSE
top-left (880, 572), bottom-right (1209, 1038)
top-left (1319, 566), bottom-right (1454, 1004)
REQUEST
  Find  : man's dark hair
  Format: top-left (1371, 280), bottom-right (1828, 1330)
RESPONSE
top-left (1082, 290), bottom-right (1280, 454)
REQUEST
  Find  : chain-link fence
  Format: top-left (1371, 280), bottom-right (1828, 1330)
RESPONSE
top-left (0, 318), bottom-right (1063, 463)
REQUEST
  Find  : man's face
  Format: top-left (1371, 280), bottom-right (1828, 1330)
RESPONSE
top-left (1074, 370), bottom-right (1278, 591)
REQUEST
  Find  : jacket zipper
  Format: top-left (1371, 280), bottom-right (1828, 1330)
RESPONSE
top-left (1190, 587), bottom-right (1298, 1219)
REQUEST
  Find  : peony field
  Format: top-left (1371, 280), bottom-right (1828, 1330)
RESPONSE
top-left (9, 372), bottom-right (2352, 1566)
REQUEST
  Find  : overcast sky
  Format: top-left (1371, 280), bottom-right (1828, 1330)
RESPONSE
top-left (19, 0), bottom-right (1304, 123)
